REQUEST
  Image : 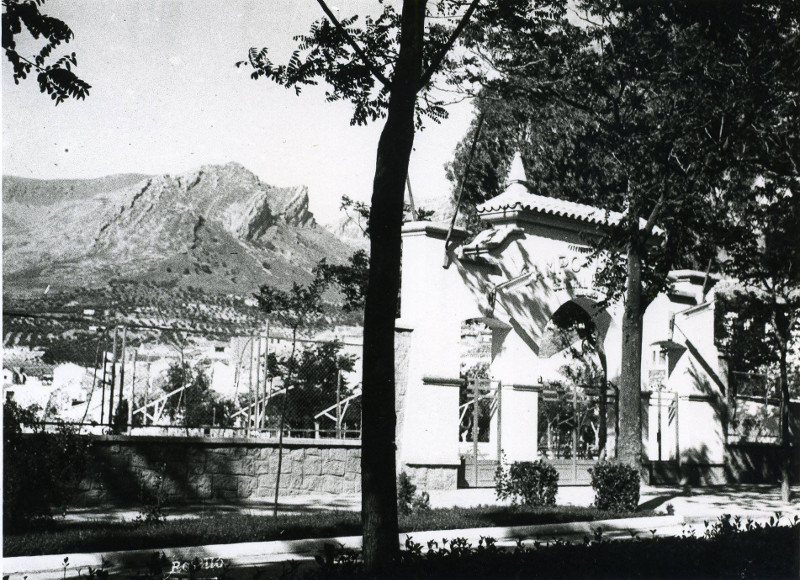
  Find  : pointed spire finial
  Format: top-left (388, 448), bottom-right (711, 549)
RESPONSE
top-left (503, 151), bottom-right (529, 195)
top-left (507, 151), bottom-right (527, 185)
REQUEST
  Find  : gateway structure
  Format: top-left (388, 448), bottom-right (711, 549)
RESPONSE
top-left (395, 155), bottom-right (733, 489)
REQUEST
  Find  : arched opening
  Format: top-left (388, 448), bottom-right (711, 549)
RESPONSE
top-left (537, 300), bottom-right (616, 482)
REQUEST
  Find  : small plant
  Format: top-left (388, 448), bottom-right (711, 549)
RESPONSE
top-left (397, 471), bottom-right (430, 516)
top-left (495, 459), bottom-right (558, 506)
top-left (136, 464), bottom-right (168, 524)
top-left (590, 461), bottom-right (640, 512)
top-left (665, 503), bottom-right (675, 516)
top-left (397, 472), bottom-right (430, 515)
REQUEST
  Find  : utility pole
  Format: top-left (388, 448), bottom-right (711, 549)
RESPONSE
top-left (118, 325), bottom-right (127, 410)
top-left (247, 337), bottom-right (254, 434)
top-left (255, 335), bottom-right (262, 429)
top-left (108, 326), bottom-right (118, 426)
top-left (336, 365), bottom-right (342, 438)
top-left (263, 321), bottom-right (271, 430)
top-left (100, 339), bottom-right (108, 425)
top-left (128, 349), bottom-right (137, 434)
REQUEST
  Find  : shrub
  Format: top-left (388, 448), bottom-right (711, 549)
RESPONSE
top-left (397, 471), bottom-right (430, 516)
top-left (136, 463), bottom-right (168, 524)
top-left (302, 516), bottom-right (800, 580)
top-left (590, 461), bottom-right (640, 512)
top-left (495, 460), bottom-right (558, 506)
top-left (3, 400), bottom-right (91, 531)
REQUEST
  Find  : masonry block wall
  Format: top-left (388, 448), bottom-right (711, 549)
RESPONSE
top-left (63, 435), bottom-right (361, 507)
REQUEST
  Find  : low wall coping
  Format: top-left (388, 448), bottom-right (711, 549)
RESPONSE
top-left (510, 384), bottom-right (541, 392)
top-left (422, 376), bottom-right (463, 387)
top-left (78, 434), bottom-right (362, 448)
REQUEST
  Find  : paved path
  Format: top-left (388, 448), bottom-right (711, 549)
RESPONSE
top-left (62, 484), bottom-right (800, 523)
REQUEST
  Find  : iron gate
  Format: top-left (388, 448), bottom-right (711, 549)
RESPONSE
top-left (539, 383), bottom-right (603, 485)
top-left (460, 378), bottom-right (501, 487)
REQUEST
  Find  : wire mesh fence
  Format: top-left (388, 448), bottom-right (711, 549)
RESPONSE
top-left (3, 312), bottom-right (362, 440)
top-left (728, 371), bottom-right (780, 442)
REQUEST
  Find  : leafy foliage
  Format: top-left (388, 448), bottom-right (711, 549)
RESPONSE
top-left (590, 461), bottom-right (640, 512)
top-left (315, 250), bottom-right (369, 312)
top-left (716, 190), bottom-right (800, 380)
top-left (448, 0), bottom-right (746, 305)
top-left (240, 0), bottom-right (487, 567)
top-left (3, 399), bottom-right (90, 531)
top-left (236, 2), bottom-right (466, 128)
top-left (495, 459), bottom-right (558, 507)
top-left (162, 363), bottom-right (235, 428)
top-left (296, 515), bottom-right (800, 579)
top-left (135, 463), bottom-right (168, 525)
top-left (2, 0), bottom-right (91, 103)
top-left (255, 278), bottom-right (326, 333)
top-left (260, 341), bottom-right (359, 434)
top-left (396, 471), bottom-right (431, 516)
top-left (715, 283), bottom-right (784, 376)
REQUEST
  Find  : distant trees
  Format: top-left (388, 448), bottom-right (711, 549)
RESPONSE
top-left (262, 340), bottom-right (359, 434)
top-left (2, 0), bottom-right (91, 103)
top-left (162, 362), bottom-right (236, 428)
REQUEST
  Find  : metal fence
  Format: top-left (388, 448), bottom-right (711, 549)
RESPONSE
top-left (3, 312), bottom-right (362, 439)
top-left (728, 371), bottom-right (780, 443)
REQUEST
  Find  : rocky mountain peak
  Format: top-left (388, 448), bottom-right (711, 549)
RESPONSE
top-left (3, 162), bottom-right (354, 296)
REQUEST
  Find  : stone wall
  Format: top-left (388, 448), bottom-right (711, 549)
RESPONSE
top-left (404, 464), bottom-right (459, 491)
top-left (394, 326), bottom-right (413, 468)
top-left (66, 435), bottom-right (361, 507)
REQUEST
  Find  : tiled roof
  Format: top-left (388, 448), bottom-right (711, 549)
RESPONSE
top-left (476, 189), bottom-right (624, 227)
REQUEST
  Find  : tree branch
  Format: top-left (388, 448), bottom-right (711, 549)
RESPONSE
top-left (418, 0), bottom-right (481, 90)
top-left (641, 189), bottom-right (666, 242)
top-left (315, 0), bottom-right (391, 88)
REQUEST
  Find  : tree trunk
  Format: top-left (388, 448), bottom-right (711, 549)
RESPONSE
top-left (618, 239), bottom-right (644, 474)
top-left (779, 343), bottom-right (791, 502)
top-left (361, 0), bottom-right (427, 572)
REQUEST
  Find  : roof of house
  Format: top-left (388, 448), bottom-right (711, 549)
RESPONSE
top-left (476, 188), bottom-right (625, 227)
top-left (476, 152), bottom-right (625, 228)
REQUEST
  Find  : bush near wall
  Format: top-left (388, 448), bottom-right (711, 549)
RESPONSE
top-left (590, 461), bottom-right (640, 512)
top-left (3, 401), bottom-right (91, 531)
top-left (495, 460), bottom-right (558, 506)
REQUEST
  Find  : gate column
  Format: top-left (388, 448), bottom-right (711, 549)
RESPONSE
top-left (396, 221), bottom-right (471, 490)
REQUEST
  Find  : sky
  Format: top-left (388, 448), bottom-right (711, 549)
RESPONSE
top-left (1, 0), bottom-right (475, 224)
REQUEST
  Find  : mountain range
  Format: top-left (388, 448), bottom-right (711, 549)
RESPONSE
top-left (2, 162), bottom-right (357, 298)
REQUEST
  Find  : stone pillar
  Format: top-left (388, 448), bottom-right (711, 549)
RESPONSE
top-left (403, 377), bottom-right (461, 465)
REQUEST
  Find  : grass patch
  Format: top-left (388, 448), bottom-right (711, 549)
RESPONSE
top-left (4, 505), bottom-right (657, 557)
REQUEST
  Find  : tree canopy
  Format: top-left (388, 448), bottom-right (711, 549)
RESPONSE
top-left (445, 0), bottom-right (798, 470)
top-left (2, 0), bottom-right (91, 104)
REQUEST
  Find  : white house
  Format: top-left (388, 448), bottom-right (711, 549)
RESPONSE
top-left (395, 154), bottom-right (745, 489)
